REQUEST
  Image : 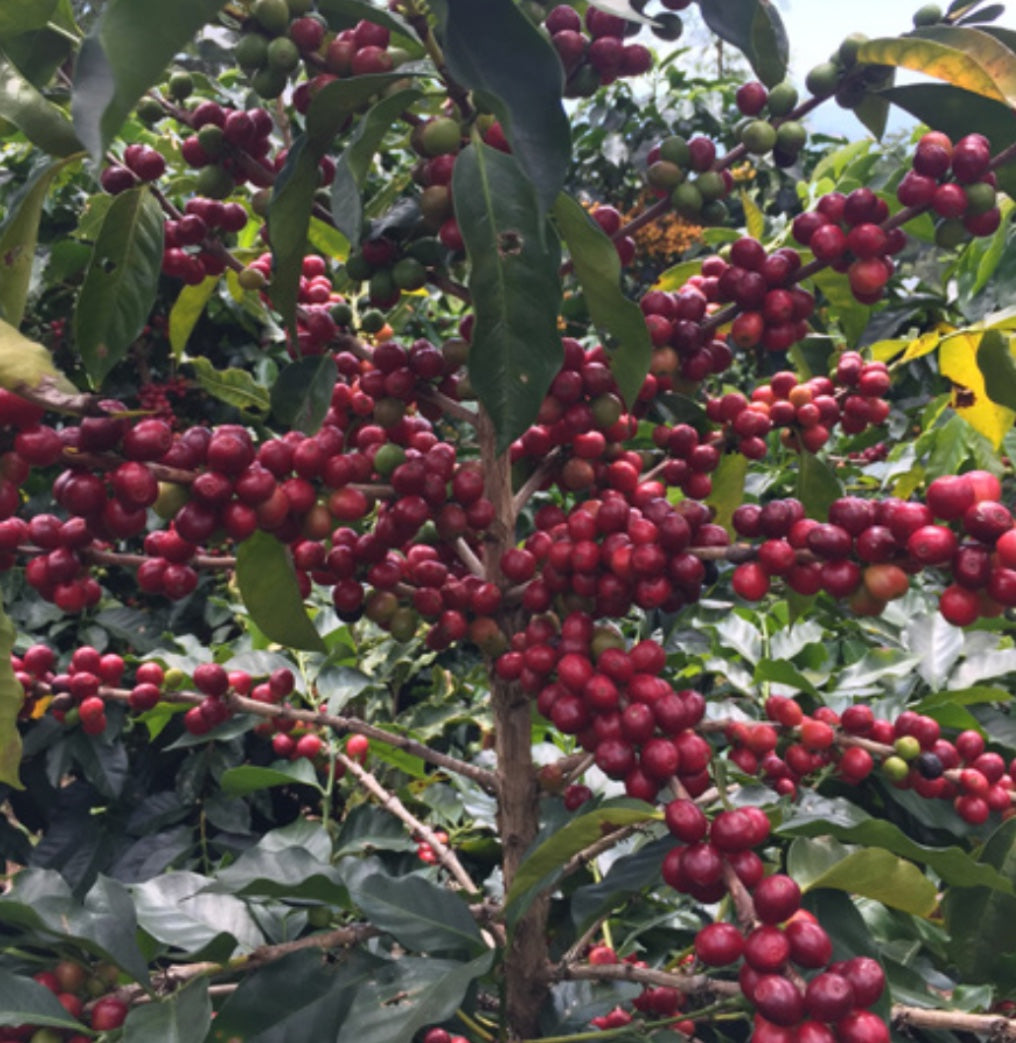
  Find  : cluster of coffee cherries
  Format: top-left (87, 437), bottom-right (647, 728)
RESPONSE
top-left (897, 131), bottom-right (1002, 246)
top-left (415, 828), bottom-right (450, 865)
top-left (639, 281), bottom-right (735, 385)
top-left (707, 354), bottom-right (890, 458)
top-left (99, 143), bottom-right (167, 194)
top-left (645, 134), bottom-right (732, 226)
top-left (544, 4), bottom-right (652, 97)
top-left (585, 944), bottom-right (694, 1035)
top-left (733, 80), bottom-right (809, 169)
top-left (694, 871), bottom-right (889, 1043)
top-left (16, 958), bottom-right (127, 1038)
top-left (161, 196), bottom-right (250, 285)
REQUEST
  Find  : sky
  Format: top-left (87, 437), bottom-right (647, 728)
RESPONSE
top-left (778, 0), bottom-right (1016, 136)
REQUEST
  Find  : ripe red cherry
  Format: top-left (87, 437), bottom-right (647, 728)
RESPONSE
top-left (752, 974), bottom-right (805, 1026)
top-left (939, 584), bottom-right (980, 626)
top-left (91, 996), bottom-right (129, 1030)
top-left (805, 972), bottom-right (855, 1022)
top-left (753, 874), bottom-right (801, 924)
top-left (695, 922), bottom-right (745, 965)
top-left (732, 562), bottom-right (769, 601)
top-left (836, 1011), bottom-right (889, 1043)
top-left (785, 917), bottom-right (833, 968)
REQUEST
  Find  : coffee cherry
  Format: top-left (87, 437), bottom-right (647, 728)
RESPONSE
top-left (695, 922), bottom-right (745, 965)
top-left (753, 874), bottom-right (801, 924)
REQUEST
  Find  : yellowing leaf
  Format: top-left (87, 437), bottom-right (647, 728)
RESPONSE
top-left (857, 36), bottom-right (1009, 106)
top-left (868, 339), bottom-right (909, 364)
top-left (741, 190), bottom-right (764, 240)
top-left (0, 594), bottom-right (24, 789)
top-left (940, 331), bottom-right (1015, 448)
top-left (897, 323), bottom-right (955, 365)
top-left (0, 318), bottom-right (75, 394)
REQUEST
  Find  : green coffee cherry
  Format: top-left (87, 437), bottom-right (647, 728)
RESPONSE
top-left (360, 308), bottom-right (386, 333)
top-left (670, 181), bottom-right (703, 218)
top-left (659, 135), bottom-right (691, 168)
top-left (267, 36), bottom-right (301, 73)
top-left (168, 71), bottom-right (193, 101)
top-left (805, 61), bottom-right (840, 99)
top-left (882, 754), bottom-right (910, 782)
top-left (740, 119), bottom-right (778, 155)
top-left (776, 121), bottom-right (807, 155)
top-left (913, 3), bottom-right (943, 27)
top-left (766, 81), bottom-right (799, 118)
top-left (894, 735), bottom-right (922, 762)
top-left (251, 66), bottom-right (288, 99)
top-left (838, 33), bottom-right (868, 68)
top-left (647, 160), bottom-right (686, 191)
top-left (194, 164), bottom-right (234, 200)
top-left (236, 32), bottom-right (270, 70)
top-left (253, 0), bottom-right (290, 35)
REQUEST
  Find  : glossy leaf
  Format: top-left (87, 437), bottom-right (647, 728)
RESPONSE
top-left (124, 981), bottom-right (212, 1043)
top-left (348, 871), bottom-right (486, 957)
top-left (336, 952), bottom-right (494, 1043)
top-left (73, 185), bottom-right (164, 388)
top-left (132, 871), bottom-right (264, 960)
top-left (209, 846), bottom-right (349, 905)
top-left (976, 328), bottom-right (1016, 410)
top-left (0, 53), bottom-right (81, 156)
top-left (71, 0), bottom-right (228, 162)
top-left (943, 818), bottom-right (1016, 990)
top-left (270, 354), bottom-right (337, 434)
top-left (169, 276), bottom-right (221, 361)
top-left (788, 836), bottom-right (937, 916)
top-left (570, 835), bottom-right (672, 932)
top-left (911, 24), bottom-right (1016, 100)
top-left (696, 0), bottom-right (789, 86)
top-left (188, 356), bottom-right (271, 415)
top-left (0, 0), bottom-right (77, 87)
top-left (0, 971), bottom-right (86, 1030)
top-left (0, 595), bottom-right (21, 790)
top-left (504, 803), bottom-right (660, 921)
top-left (856, 32), bottom-right (1013, 106)
top-left (778, 792), bottom-right (1015, 894)
top-left (437, 0), bottom-right (570, 213)
top-left (0, 157), bottom-right (77, 326)
top-left (0, 0), bottom-right (59, 35)
top-left (941, 330), bottom-right (1015, 447)
top-left (552, 193), bottom-right (651, 408)
top-left (454, 143), bottom-right (562, 452)
top-left (796, 450), bottom-right (843, 520)
top-left (707, 452), bottom-right (748, 536)
top-left (331, 88), bottom-right (422, 244)
top-left (221, 758), bottom-right (321, 797)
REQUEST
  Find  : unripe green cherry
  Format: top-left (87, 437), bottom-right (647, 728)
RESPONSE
top-left (267, 35), bottom-right (301, 72)
top-left (965, 182), bottom-right (997, 216)
top-left (740, 119), bottom-right (778, 155)
top-left (237, 267), bottom-right (267, 291)
top-left (390, 606), bottom-right (420, 642)
top-left (776, 120), bottom-right (807, 155)
top-left (236, 32), bottom-right (270, 69)
top-left (648, 160), bottom-right (686, 191)
top-left (392, 257), bottom-right (427, 291)
top-left (694, 170), bottom-right (727, 202)
top-left (805, 61), bottom-right (841, 98)
top-left (838, 33), bottom-right (868, 67)
top-left (194, 164), bottom-right (235, 200)
top-left (196, 124), bottom-right (225, 159)
top-left (164, 667), bottom-right (188, 690)
top-left (935, 218), bottom-right (968, 249)
top-left (251, 65), bottom-right (289, 98)
top-left (882, 754), bottom-right (910, 782)
top-left (360, 308), bottom-right (386, 334)
top-left (766, 81), bottom-right (798, 117)
top-left (406, 237), bottom-right (444, 266)
top-left (894, 735), bottom-right (921, 762)
top-left (253, 0), bottom-right (291, 35)
top-left (421, 117), bottom-right (462, 157)
top-left (369, 268), bottom-right (398, 304)
top-left (168, 71), bottom-right (193, 100)
top-left (913, 3), bottom-right (943, 26)
top-left (701, 199), bottom-right (728, 225)
top-left (671, 181), bottom-right (703, 217)
top-left (136, 97), bottom-right (166, 125)
top-left (344, 251), bottom-right (373, 282)
top-left (659, 135), bottom-right (691, 168)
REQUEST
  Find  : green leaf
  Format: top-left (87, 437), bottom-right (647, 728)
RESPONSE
top-left (976, 329), bottom-right (1016, 410)
top-left (331, 88), bottom-right (422, 244)
top-left (570, 835), bottom-right (672, 932)
top-left (454, 143), bottom-right (562, 452)
top-left (753, 659), bottom-right (822, 700)
top-left (796, 450), bottom-right (843, 520)
top-left (209, 847), bottom-right (348, 904)
top-left (236, 531), bottom-right (326, 653)
top-left (911, 24), bottom-right (1016, 100)
top-left (696, 0), bottom-right (789, 86)
top-left (943, 818), bottom-right (1016, 990)
top-left (1, 0), bottom-right (77, 88)
top-left (741, 189), bottom-right (764, 240)
top-left (552, 193), bottom-right (651, 408)
top-left (169, 276), bottom-right (221, 361)
top-left (778, 792), bottom-right (1015, 894)
top-left (788, 837), bottom-right (938, 916)
top-left (881, 83), bottom-right (1016, 197)
top-left (0, 0), bottom-right (58, 35)
top-left (124, 981), bottom-right (212, 1042)
top-left (654, 259), bottom-right (702, 293)
top-left (0, 53), bottom-right (82, 156)
top-left (270, 354), bottom-right (337, 434)
top-left (505, 803), bottom-right (660, 921)
top-left (70, 0), bottom-right (227, 162)
top-left (707, 452), bottom-right (748, 536)
top-left (188, 356), bottom-right (271, 415)
top-left (0, 970), bottom-right (87, 1030)
top-left (221, 758), bottom-right (321, 798)
top-left (856, 31), bottom-right (1014, 106)
top-left (436, 0), bottom-right (570, 213)
top-left (853, 90), bottom-right (892, 141)
top-left (132, 871), bottom-right (264, 960)
top-left (336, 952), bottom-right (493, 1043)
top-left (73, 185), bottom-right (164, 388)
top-left (0, 593), bottom-right (22, 790)
top-left (349, 872), bottom-right (485, 957)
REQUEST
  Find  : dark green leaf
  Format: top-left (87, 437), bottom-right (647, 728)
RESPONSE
top-left (124, 981), bottom-right (212, 1043)
top-left (753, 659), bottom-right (822, 700)
top-left (796, 450), bottom-right (843, 520)
top-left (209, 846), bottom-right (349, 905)
top-left (552, 193), bottom-right (651, 408)
top-left (336, 952), bottom-right (494, 1043)
top-left (67, 728), bottom-right (129, 799)
top-left (943, 818), bottom-right (1016, 990)
top-left (348, 872), bottom-right (486, 957)
top-left (437, 0), bottom-right (570, 212)
top-left (454, 143), bottom-right (562, 452)
top-left (221, 758), bottom-right (321, 797)
top-left (0, 971), bottom-right (86, 1030)
top-left (976, 329), bottom-right (1016, 410)
top-left (881, 83), bottom-right (1016, 196)
top-left (270, 354), bottom-right (337, 435)
top-left (1, 0), bottom-right (77, 87)
top-left (570, 835), bottom-right (671, 932)
top-left (778, 792), bottom-right (1015, 894)
top-left (853, 90), bottom-right (892, 141)
top-left (696, 0), bottom-right (789, 86)
top-left (188, 356), bottom-right (271, 414)
top-left (236, 531), bottom-right (326, 653)
top-left (0, 53), bottom-right (82, 156)
top-left (334, 804), bottom-right (416, 857)
top-left (72, 185), bottom-right (164, 387)
top-left (331, 88), bottom-right (422, 244)
top-left (71, 0), bottom-right (227, 162)
top-left (0, 593), bottom-right (22, 789)
top-left (132, 870), bottom-right (264, 960)
top-left (0, 0), bottom-right (58, 35)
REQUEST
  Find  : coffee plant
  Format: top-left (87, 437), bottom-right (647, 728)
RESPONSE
top-left (3, 0), bottom-right (1016, 1039)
